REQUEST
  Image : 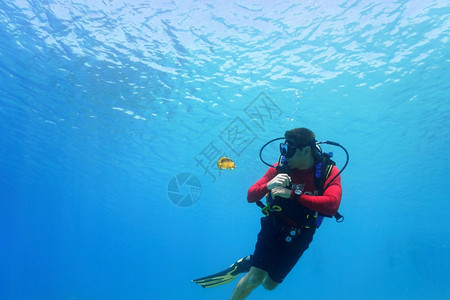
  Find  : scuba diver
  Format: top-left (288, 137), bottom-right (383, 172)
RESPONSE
top-left (192, 127), bottom-right (348, 299)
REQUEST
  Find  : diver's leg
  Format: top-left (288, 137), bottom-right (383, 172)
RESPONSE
top-left (230, 267), bottom-right (266, 300)
top-left (261, 275), bottom-right (279, 290)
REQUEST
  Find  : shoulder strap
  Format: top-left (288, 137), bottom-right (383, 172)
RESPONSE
top-left (315, 155), bottom-right (344, 222)
top-left (314, 154), bottom-right (335, 195)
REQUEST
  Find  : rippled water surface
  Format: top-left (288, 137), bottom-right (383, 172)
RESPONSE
top-left (1, 0), bottom-right (449, 299)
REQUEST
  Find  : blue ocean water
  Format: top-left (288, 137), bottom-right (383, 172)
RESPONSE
top-left (0, 0), bottom-right (449, 299)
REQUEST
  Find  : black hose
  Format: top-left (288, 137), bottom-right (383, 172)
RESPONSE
top-left (259, 138), bottom-right (349, 190)
top-left (259, 137), bottom-right (284, 168)
top-left (318, 141), bottom-right (349, 191)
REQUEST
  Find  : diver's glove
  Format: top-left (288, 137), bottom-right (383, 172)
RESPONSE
top-left (267, 173), bottom-right (291, 190)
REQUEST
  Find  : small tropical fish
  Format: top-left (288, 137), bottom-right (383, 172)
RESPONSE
top-left (217, 157), bottom-right (236, 170)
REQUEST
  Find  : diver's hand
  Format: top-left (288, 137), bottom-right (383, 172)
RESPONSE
top-left (266, 174), bottom-right (291, 190)
top-left (270, 186), bottom-right (292, 198)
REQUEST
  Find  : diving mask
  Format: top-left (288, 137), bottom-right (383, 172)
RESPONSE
top-left (279, 141), bottom-right (298, 158)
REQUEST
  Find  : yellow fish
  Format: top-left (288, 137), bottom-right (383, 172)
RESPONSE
top-left (217, 157), bottom-right (236, 170)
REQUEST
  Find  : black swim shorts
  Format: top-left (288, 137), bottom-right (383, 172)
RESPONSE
top-left (251, 214), bottom-right (316, 283)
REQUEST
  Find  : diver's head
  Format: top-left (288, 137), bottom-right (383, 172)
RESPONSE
top-left (281, 128), bottom-right (317, 169)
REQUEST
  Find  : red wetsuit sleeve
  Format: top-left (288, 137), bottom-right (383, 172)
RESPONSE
top-left (247, 167), bottom-right (278, 203)
top-left (296, 166), bottom-right (342, 216)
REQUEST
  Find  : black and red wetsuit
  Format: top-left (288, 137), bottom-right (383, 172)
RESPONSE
top-left (248, 163), bottom-right (342, 283)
